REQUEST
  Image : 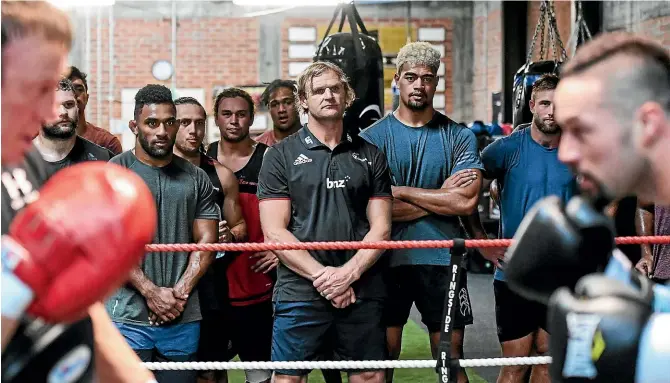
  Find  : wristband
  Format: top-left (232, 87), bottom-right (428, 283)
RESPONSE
top-left (2, 236), bottom-right (35, 319)
top-left (216, 230), bottom-right (234, 259)
top-left (1, 268), bottom-right (34, 319)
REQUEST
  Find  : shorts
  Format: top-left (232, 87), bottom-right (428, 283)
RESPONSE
top-left (116, 322), bottom-right (200, 383)
top-left (494, 280), bottom-right (548, 343)
top-left (272, 299), bottom-right (386, 376)
top-left (383, 265), bottom-right (473, 332)
top-left (115, 321), bottom-right (200, 357)
top-left (197, 313), bottom-right (236, 363)
top-left (198, 299), bottom-right (272, 362)
top-left (198, 300), bottom-right (273, 382)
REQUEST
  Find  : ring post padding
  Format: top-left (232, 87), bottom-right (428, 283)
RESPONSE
top-left (436, 238), bottom-right (467, 383)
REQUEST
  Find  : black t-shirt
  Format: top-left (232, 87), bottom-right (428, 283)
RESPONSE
top-left (1, 146), bottom-right (95, 383)
top-left (257, 126), bottom-right (392, 301)
top-left (42, 136), bottom-right (114, 178)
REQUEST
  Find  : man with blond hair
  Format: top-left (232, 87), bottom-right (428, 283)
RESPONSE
top-left (258, 61), bottom-right (393, 383)
top-left (360, 42), bottom-right (484, 383)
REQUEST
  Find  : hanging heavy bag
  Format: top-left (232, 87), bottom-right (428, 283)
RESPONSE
top-left (511, 0), bottom-right (567, 129)
top-left (314, 3), bottom-right (384, 136)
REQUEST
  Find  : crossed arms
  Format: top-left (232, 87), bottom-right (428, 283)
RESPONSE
top-left (392, 169), bottom-right (482, 222)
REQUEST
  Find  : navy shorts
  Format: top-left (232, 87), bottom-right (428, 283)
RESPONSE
top-left (271, 299), bottom-right (386, 376)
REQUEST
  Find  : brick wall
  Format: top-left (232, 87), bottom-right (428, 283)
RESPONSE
top-left (472, 2), bottom-right (502, 122)
top-left (633, 16), bottom-right (670, 48)
top-left (86, 13), bottom-right (457, 129)
top-left (83, 1), bottom-right (670, 131)
top-left (526, 0), bottom-right (572, 61)
top-left (88, 17), bottom-right (259, 127)
top-left (471, 0), bottom-right (572, 123)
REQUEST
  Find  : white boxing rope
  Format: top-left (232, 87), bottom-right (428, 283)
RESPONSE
top-left (143, 356), bottom-right (552, 371)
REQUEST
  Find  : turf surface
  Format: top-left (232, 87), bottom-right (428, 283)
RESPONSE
top-left (228, 319), bottom-right (487, 382)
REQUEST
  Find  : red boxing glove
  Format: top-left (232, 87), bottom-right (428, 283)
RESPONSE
top-left (4, 162), bottom-right (157, 323)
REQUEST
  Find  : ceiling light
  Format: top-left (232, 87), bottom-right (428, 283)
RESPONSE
top-left (47, 0), bottom-right (115, 10)
top-left (233, 0), bottom-right (349, 6)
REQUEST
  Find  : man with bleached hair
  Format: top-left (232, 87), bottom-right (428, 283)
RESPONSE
top-left (360, 42), bottom-right (484, 383)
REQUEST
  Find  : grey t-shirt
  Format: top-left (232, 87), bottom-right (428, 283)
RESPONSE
top-left (105, 151), bottom-right (220, 325)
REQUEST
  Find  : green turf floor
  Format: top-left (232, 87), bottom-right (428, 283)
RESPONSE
top-left (228, 319), bottom-right (487, 382)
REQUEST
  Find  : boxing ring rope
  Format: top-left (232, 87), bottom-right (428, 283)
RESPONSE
top-left (143, 356), bottom-right (553, 371)
top-left (142, 235), bottom-right (670, 372)
top-left (145, 236), bottom-right (670, 252)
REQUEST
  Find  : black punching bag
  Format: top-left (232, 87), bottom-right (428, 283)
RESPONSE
top-left (314, 4), bottom-right (384, 137)
top-left (314, 33), bottom-right (384, 136)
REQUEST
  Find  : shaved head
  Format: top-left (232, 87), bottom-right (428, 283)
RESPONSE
top-left (555, 32), bottom-right (670, 204)
top-left (561, 33), bottom-right (670, 121)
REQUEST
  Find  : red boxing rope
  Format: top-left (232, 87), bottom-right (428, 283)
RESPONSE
top-left (145, 235), bottom-right (670, 253)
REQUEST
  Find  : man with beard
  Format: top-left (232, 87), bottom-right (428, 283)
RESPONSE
top-left (171, 96), bottom-right (249, 383)
top-left (106, 84), bottom-right (220, 383)
top-left (258, 60), bottom-right (392, 383)
top-left (67, 66), bottom-right (122, 155)
top-left (474, 74), bottom-right (577, 383)
top-left (256, 79), bottom-right (302, 146)
top-left (359, 42), bottom-right (482, 383)
top-left (1, 3), bottom-right (157, 383)
top-left (498, 33), bottom-right (670, 383)
top-left (33, 78), bottom-right (114, 176)
top-left (205, 88), bottom-right (275, 383)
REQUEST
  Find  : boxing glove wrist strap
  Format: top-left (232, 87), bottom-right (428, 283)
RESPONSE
top-left (1, 271), bottom-right (34, 319)
top-left (2, 238), bottom-right (35, 319)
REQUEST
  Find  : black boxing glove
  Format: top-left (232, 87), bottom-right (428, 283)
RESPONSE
top-left (548, 274), bottom-right (654, 383)
top-left (505, 195), bottom-right (615, 304)
top-left (2, 318), bottom-right (95, 383)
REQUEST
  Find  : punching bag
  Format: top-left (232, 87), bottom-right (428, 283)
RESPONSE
top-left (512, 0), bottom-right (567, 129)
top-left (512, 60), bottom-right (561, 129)
top-left (314, 4), bottom-right (384, 136)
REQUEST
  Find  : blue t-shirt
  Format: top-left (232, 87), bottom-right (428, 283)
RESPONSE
top-left (482, 127), bottom-right (578, 281)
top-left (360, 112), bottom-right (484, 266)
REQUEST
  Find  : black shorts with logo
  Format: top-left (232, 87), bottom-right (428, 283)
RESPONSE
top-left (383, 265), bottom-right (473, 333)
top-left (494, 280), bottom-right (548, 343)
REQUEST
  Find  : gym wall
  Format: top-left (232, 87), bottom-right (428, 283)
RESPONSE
top-left (472, 0), bottom-right (670, 123)
top-left (71, 0), bottom-right (670, 142)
